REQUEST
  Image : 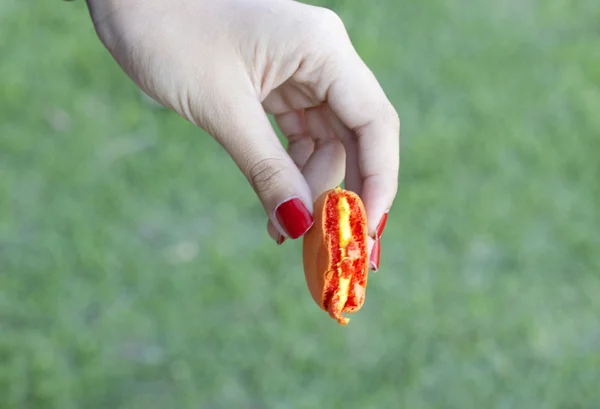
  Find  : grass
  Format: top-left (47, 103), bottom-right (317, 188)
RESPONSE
top-left (1, 0), bottom-right (599, 407)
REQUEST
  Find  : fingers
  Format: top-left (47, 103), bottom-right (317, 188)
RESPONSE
top-left (275, 110), bottom-right (314, 170)
top-left (267, 110), bottom-right (314, 244)
top-left (267, 220), bottom-right (284, 245)
top-left (209, 94), bottom-right (314, 240)
top-left (301, 105), bottom-right (346, 199)
top-left (328, 106), bottom-right (383, 271)
top-left (328, 106), bottom-right (361, 196)
top-left (326, 53), bottom-right (400, 237)
top-left (267, 105), bottom-right (346, 244)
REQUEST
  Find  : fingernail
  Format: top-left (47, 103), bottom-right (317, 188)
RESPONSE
top-left (277, 234), bottom-right (286, 245)
top-left (370, 238), bottom-right (380, 272)
top-left (376, 212), bottom-right (389, 239)
top-left (274, 197), bottom-right (314, 239)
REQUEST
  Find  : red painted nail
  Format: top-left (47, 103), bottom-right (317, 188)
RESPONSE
top-left (370, 238), bottom-right (380, 272)
top-left (376, 212), bottom-right (389, 239)
top-left (277, 234), bottom-right (286, 245)
top-left (274, 197), bottom-right (314, 239)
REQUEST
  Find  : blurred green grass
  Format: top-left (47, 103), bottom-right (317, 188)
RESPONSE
top-left (1, 0), bottom-right (599, 408)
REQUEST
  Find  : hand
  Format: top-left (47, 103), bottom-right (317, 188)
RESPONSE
top-left (87, 0), bottom-right (399, 265)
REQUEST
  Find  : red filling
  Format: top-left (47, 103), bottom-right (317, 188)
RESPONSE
top-left (322, 192), bottom-right (368, 312)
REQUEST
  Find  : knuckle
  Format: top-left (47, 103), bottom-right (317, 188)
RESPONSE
top-left (307, 7), bottom-right (349, 47)
top-left (247, 157), bottom-right (288, 197)
top-left (316, 7), bottom-right (346, 31)
top-left (389, 181), bottom-right (399, 202)
top-left (391, 109), bottom-right (401, 133)
top-left (384, 104), bottom-right (401, 133)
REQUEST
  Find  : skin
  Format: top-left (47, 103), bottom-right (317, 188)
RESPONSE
top-left (85, 0), bottom-right (400, 251)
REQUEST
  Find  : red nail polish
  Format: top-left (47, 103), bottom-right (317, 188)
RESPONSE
top-left (274, 197), bottom-right (314, 239)
top-left (277, 234), bottom-right (286, 245)
top-left (376, 212), bottom-right (389, 239)
top-left (370, 238), bottom-right (380, 272)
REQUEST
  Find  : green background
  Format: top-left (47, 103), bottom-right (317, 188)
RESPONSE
top-left (1, 0), bottom-right (599, 407)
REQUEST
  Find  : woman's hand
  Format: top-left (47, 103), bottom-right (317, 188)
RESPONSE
top-left (86, 0), bottom-right (399, 267)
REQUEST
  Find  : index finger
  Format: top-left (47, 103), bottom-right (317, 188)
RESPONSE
top-left (326, 52), bottom-right (400, 237)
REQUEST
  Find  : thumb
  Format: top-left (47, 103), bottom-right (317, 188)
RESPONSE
top-left (206, 94), bottom-right (314, 240)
